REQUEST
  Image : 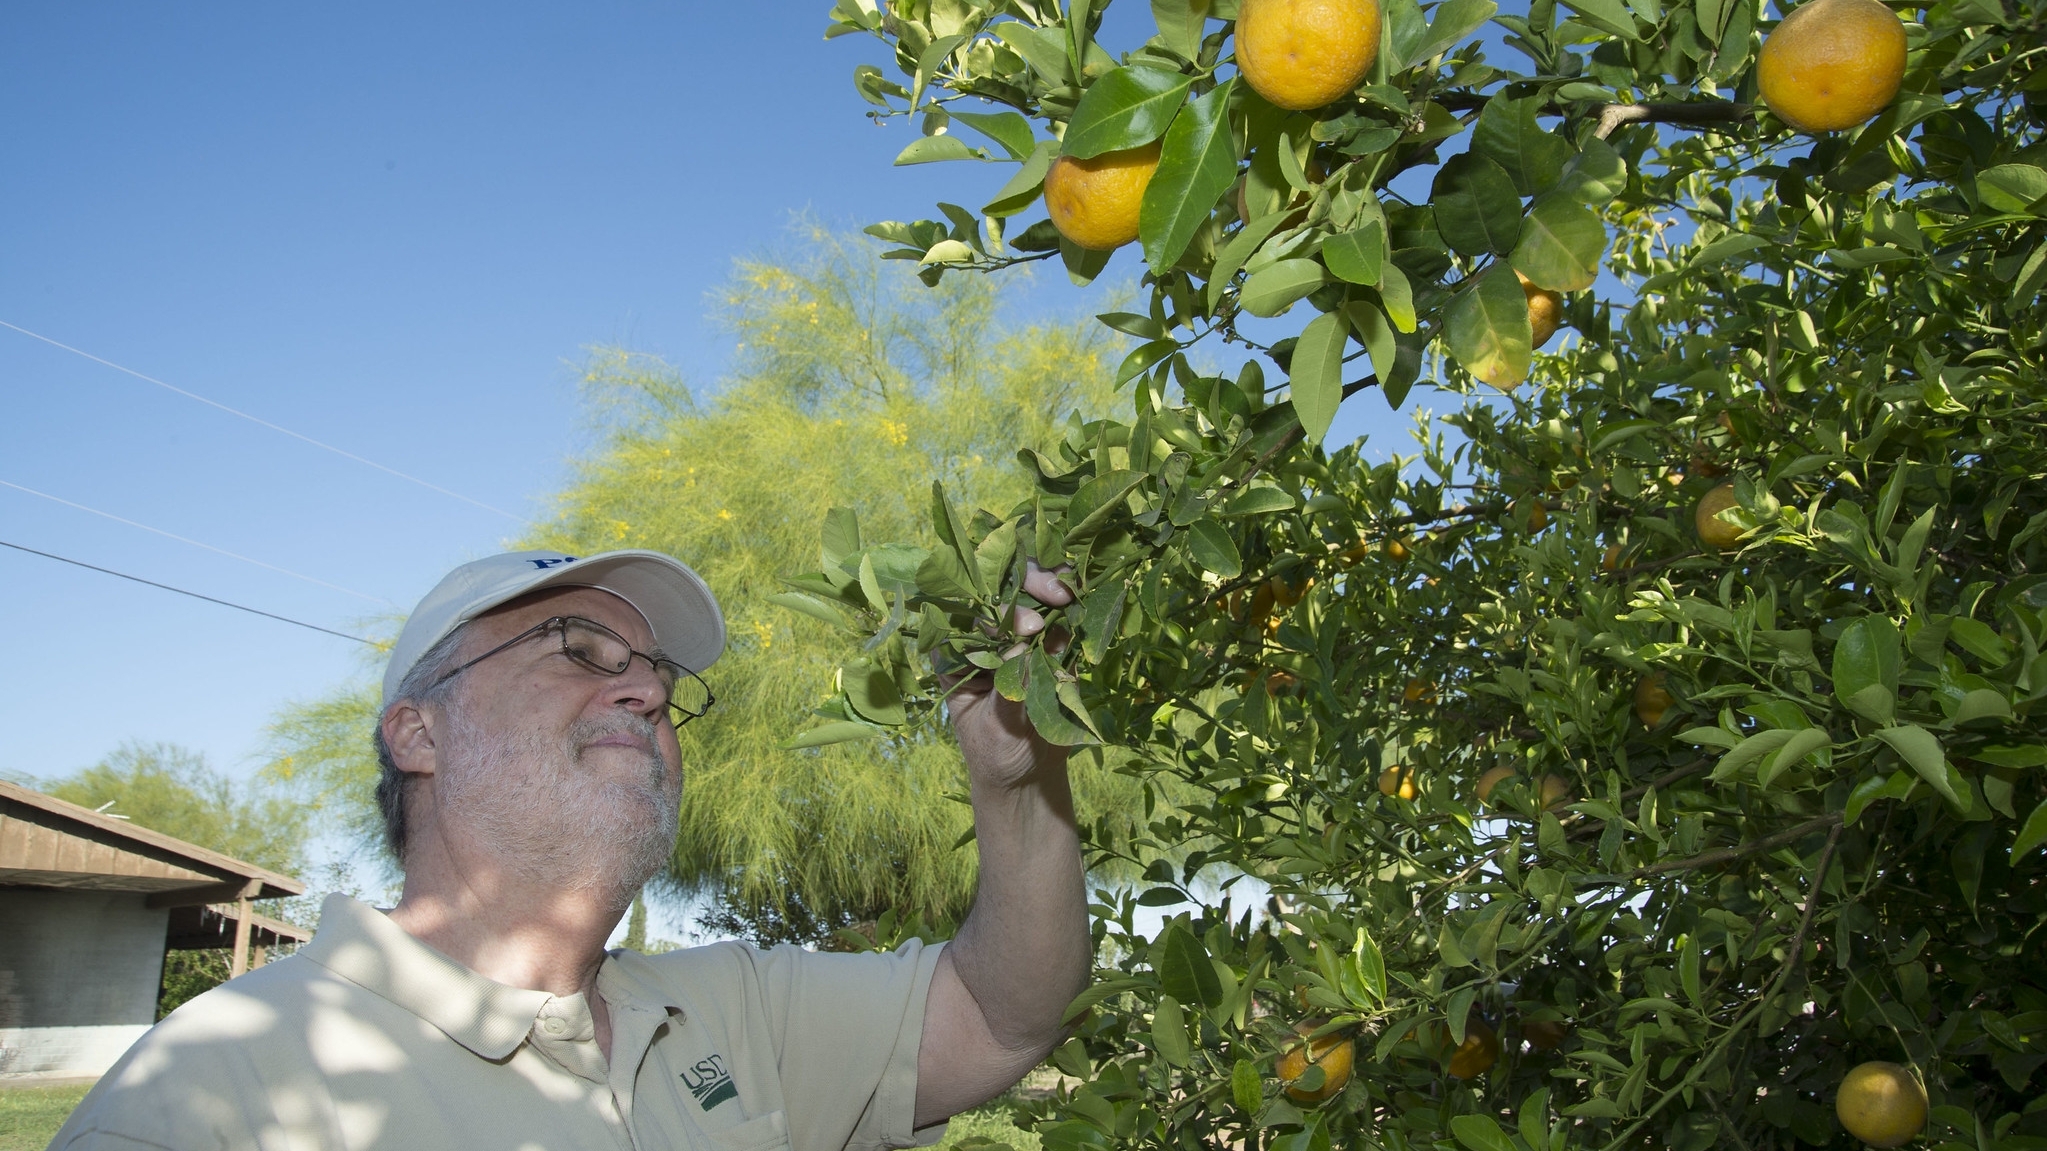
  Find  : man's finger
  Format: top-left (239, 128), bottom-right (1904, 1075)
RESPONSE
top-left (1022, 560), bottom-right (1076, 607)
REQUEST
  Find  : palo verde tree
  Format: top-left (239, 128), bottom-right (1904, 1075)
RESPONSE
top-left (791, 0), bottom-right (2047, 1149)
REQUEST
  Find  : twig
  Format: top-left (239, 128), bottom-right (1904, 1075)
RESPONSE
top-left (1573, 811), bottom-right (1842, 885)
top-left (1593, 101), bottom-right (1755, 140)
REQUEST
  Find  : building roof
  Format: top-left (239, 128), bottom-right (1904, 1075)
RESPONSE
top-left (0, 779), bottom-right (304, 903)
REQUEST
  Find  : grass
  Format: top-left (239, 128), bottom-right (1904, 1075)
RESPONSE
top-left (0, 1082), bottom-right (93, 1151)
top-left (937, 1098), bottom-right (1044, 1151)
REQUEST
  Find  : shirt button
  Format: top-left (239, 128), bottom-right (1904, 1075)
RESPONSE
top-left (542, 1018), bottom-right (567, 1036)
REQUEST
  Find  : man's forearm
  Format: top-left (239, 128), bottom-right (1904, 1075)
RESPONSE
top-left (950, 748), bottom-right (1090, 1048)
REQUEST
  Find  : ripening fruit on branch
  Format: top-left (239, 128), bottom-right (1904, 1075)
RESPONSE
top-left (1695, 482), bottom-right (1747, 550)
top-left (1403, 678), bottom-right (1437, 706)
top-left (1270, 573), bottom-right (1314, 608)
top-left (1378, 764), bottom-right (1418, 800)
top-left (1475, 765), bottom-right (1517, 805)
top-left (1518, 271), bottom-right (1565, 347)
top-left (1521, 1017), bottom-right (1570, 1050)
top-left (1757, 0), bottom-right (1908, 133)
top-left (1601, 543), bottom-right (1626, 573)
top-left (1384, 536), bottom-right (1412, 563)
top-left (1277, 1024), bottom-right (1355, 1103)
top-left (1044, 142), bottom-right (1163, 251)
top-left (1428, 1017), bottom-right (1500, 1078)
top-left (1535, 774), bottom-right (1572, 810)
top-left (1234, 0), bottom-right (1384, 111)
top-left (1635, 673), bottom-right (1676, 728)
top-left (1835, 1062), bottom-right (1928, 1147)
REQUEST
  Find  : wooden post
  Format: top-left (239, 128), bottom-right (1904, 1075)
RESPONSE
top-left (250, 946), bottom-right (268, 970)
top-left (229, 896), bottom-right (253, 977)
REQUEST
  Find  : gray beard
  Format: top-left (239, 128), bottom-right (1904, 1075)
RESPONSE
top-left (434, 700), bottom-right (680, 907)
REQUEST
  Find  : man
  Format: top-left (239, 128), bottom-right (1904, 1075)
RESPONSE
top-left (51, 549), bottom-right (1089, 1151)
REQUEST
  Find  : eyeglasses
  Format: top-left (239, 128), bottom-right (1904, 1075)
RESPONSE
top-left (430, 615), bottom-right (713, 727)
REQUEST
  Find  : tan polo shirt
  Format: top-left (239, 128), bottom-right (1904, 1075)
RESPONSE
top-left (49, 894), bottom-right (948, 1151)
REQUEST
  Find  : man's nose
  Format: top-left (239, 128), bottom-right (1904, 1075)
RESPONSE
top-left (604, 655), bottom-right (670, 716)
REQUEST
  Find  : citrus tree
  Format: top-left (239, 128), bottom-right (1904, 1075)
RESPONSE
top-left (797, 0), bottom-right (2047, 1148)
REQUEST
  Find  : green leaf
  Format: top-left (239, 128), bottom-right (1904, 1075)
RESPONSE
top-left (1948, 617), bottom-right (2015, 666)
top-left (1846, 771), bottom-right (1915, 823)
top-left (1873, 726), bottom-right (1971, 813)
top-left (1222, 486), bottom-right (1298, 515)
top-left (1680, 935), bottom-right (1703, 1008)
top-left (1290, 310), bottom-right (1349, 446)
top-left (1151, 994), bottom-right (1192, 1066)
top-left (1379, 263), bottom-right (1416, 331)
top-left (1833, 614), bottom-right (1902, 704)
top-left (1758, 727), bottom-right (1832, 789)
top-left (2013, 799), bottom-right (2047, 861)
top-left (1561, 0), bottom-right (1640, 38)
top-left (1151, 0), bottom-right (1214, 58)
top-left (948, 110), bottom-right (1034, 159)
top-left (1065, 469), bottom-right (1148, 542)
top-left (1025, 649), bottom-right (1094, 746)
top-left (1323, 221), bottom-right (1386, 286)
top-left (1232, 1058), bottom-right (1263, 1112)
top-left (766, 591), bottom-right (855, 631)
top-left (1432, 152), bottom-right (1524, 257)
top-left (984, 140), bottom-right (1058, 217)
top-left (1444, 264), bottom-right (1533, 388)
top-left (1978, 164), bottom-right (2047, 215)
top-left (781, 721), bottom-right (886, 749)
top-left (1352, 927), bottom-right (1386, 1002)
top-left (1511, 196), bottom-right (1606, 291)
top-left (996, 22), bottom-right (1074, 85)
top-left (1451, 1115), bottom-right (1518, 1151)
top-left (1141, 81), bottom-right (1238, 269)
top-left (1974, 744), bottom-right (2047, 768)
top-left (1404, 0), bottom-right (1499, 65)
top-left (1555, 138), bottom-right (1629, 202)
top-left (1952, 688), bottom-right (2014, 726)
top-left (1240, 258), bottom-right (1330, 317)
top-left (1472, 95), bottom-right (1571, 196)
top-left (1711, 727), bottom-right (1799, 782)
top-left (1062, 65), bottom-right (1193, 158)
top-left (821, 507), bottom-right (863, 569)
top-left (1158, 925), bottom-right (1224, 1006)
top-left (842, 660), bottom-right (907, 725)
top-left (1187, 518), bottom-right (1244, 578)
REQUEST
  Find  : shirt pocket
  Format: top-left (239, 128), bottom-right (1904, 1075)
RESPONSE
top-left (708, 1109), bottom-right (791, 1151)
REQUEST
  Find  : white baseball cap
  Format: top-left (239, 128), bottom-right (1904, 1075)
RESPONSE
top-left (381, 549), bottom-right (725, 711)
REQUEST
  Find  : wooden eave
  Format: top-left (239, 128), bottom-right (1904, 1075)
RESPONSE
top-left (0, 780), bottom-right (304, 900)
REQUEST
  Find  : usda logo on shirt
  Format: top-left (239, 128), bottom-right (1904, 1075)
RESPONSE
top-left (682, 1054), bottom-right (737, 1110)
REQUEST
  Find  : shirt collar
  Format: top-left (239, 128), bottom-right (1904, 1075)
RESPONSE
top-left (300, 893), bottom-right (554, 1060)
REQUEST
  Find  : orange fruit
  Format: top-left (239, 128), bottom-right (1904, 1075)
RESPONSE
top-left (1385, 537), bottom-right (1412, 562)
top-left (1695, 482), bottom-right (1747, 550)
top-left (1601, 543), bottom-right (1625, 573)
top-left (1378, 765), bottom-right (1418, 800)
top-left (1536, 774), bottom-right (1572, 810)
top-left (1044, 142), bottom-right (1163, 251)
top-left (1235, 0), bottom-right (1383, 111)
top-left (1444, 1018), bottom-right (1500, 1078)
top-left (1835, 1062), bottom-right (1927, 1147)
top-left (1271, 574), bottom-right (1314, 608)
top-left (1277, 1025), bottom-right (1355, 1103)
top-left (1265, 670), bottom-right (1299, 696)
top-left (1518, 271), bottom-right (1565, 347)
top-left (1474, 765), bottom-right (1518, 805)
top-left (1758, 0), bottom-right (1907, 134)
top-left (1634, 673), bottom-right (1675, 728)
top-left (1522, 1018), bottom-right (1570, 1050)
top-left (1403, 678), bottom-right (1437, 705)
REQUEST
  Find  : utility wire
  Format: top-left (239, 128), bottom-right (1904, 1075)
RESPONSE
top-left (0, 478), bottom-right (395, 606)
top-left (0, 319), bottom-right (523, 522)
top-left (0, 539), bottom-right (377, 646)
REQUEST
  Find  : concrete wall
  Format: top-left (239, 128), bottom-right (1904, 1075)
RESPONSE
top-left (0, 888), bottom-right (168, 1075)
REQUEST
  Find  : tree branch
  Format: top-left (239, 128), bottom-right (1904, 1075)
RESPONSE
top-left (1594, 101), bottom-right (1755, 140)
top-left (1573, 810), bottom-right (1843, 886)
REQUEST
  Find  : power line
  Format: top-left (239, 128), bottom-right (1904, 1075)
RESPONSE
top-left (0, 538), bottom-right (378, 646)
top-left (0, 478), bottom-right (395, 606)
top-left (0, 319), bottom-right (523, 522)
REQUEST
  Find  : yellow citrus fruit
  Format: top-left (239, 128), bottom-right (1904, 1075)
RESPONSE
top-left (1601, 543), bottom-right (1625, 573)
top-left (1521, 1017), bottom-right (1570, 1051)
top-left (1278, 1026), bottom-right (1355, 1103)
top-left (1536, 774), bottom-right (1572, 810)
top-left (1518, 271), bottom-right (1565, 347)
top-left (1443, 1018), bottom-right (1500, 1078)
top-left (1696, 482), bottom-right (1747, 550)
top-left (1758, 0), bottom-right (1908, 134)
top-left (1044, 142), bottom-right (1163, 251)
top-left (1475, 765), bottom-right (1518, 805)
top-left (1271, 574), bottom-right (1314, 608)
top-left (1635, 673), bottom-right (1675, 727)
top-left (1385, 537), bottom-right (1412, 562)
top-left (1403, 678), bottom-right (1438, 705)
top-left (1836, 1061), bottom-right (1927, 1147)
top-left (1378, 764), bottom-right (1418, 800)
top-left (1235, 0), bottom-right (1383, 111)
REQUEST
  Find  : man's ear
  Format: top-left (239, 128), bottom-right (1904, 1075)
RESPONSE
top-left (383, 702), bottom-right (440, 777)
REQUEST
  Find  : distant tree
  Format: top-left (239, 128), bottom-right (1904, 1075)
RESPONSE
top-left (46, 742), bottom-right (308, 876)
top-left (265, 227), bottom-right (1157, 946)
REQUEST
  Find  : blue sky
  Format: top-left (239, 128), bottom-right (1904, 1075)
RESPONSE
top-left (1, 3), bottom-right (1426, 916)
